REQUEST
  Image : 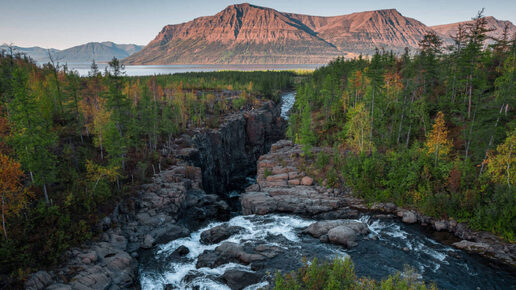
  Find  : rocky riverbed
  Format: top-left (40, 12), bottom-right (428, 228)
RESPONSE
top-left (242, 140), bottom-right (516, 269)
top-left (26, 93), bottom-right (516, 290)
top-left (25, 100), bottom-right (285, 290)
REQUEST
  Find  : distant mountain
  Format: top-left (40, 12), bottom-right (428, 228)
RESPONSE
top-left (1, 42), bottom-right (143, 64)
top-left (55, 42), bottom-right (144, 63)
top-left (431, 16), bottom-right (516, 42)
top-left (124, 4), bottom-right (433, 65)
top-left (0, 45), bottom-right (60, 63)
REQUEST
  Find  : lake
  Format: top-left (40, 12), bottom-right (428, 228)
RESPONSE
top-left (57, 63), bottom-right (322, 76)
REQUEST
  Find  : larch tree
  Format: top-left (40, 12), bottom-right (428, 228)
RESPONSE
top-left (344, 102), bottom-right (374, 154)
top-left (486, 129), bottom-right (515, 187)
top-left (0, 154), bottom-right (29, 240)
top-left (425, 111), bottom-right (452, 165)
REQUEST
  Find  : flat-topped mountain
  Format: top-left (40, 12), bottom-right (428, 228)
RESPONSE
top-left (124, 4), bottom-right (433, 65)
top-left (1, 42), bottom-right (143, 64)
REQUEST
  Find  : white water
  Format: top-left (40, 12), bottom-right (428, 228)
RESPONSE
top-left (140, 214), bottom-right (516, 289)
top-left (140, 215), bottom-right (323, 290)
top-left (140, 92), bottom-right (515, 289)
top-left (280, 92), bottom-right (296, 120)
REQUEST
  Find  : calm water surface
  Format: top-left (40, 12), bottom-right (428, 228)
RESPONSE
top-left (58, 63), bottom-right (322, 76)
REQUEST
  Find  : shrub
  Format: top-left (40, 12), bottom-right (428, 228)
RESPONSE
top-left (274, 257), bottom-right (435, 290)
top-left (264, 168), bottom-right (272, 179)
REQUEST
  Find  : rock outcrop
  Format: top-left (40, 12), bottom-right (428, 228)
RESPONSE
top-left (192, 101), bottom-right (285, 195)
top-left (124, 4), bottom-right (434, 65)
top-left (27, 100), bottom-right (285, 289)
top-left (303, 220), bottom-right (369, 248)
top-left (241, 140), bottom-right (358, 219)
top-left (200, 224), bottom-right (244, 244)
top-left (240, 140), bottom-right (516, 268)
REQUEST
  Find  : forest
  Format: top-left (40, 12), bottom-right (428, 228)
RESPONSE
top-left (0, 51), bottom-right (293, 284)
top-left (287, 13), bottom-right (515, 241)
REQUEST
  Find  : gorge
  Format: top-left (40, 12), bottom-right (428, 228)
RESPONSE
top-left (26, 93), bottom-right (516, 290)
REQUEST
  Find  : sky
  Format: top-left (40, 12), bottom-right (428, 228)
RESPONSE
top-left (1, 0), bottom-right (515, 49)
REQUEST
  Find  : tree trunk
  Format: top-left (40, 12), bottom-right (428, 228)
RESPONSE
top-left (2, 192), bottom-right (7, 240)
top-left (43, 182), bottom-right (50, 205)
top-left (370, 87), bottom-right (375, 139)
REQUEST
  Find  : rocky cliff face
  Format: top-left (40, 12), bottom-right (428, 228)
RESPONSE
top-left (123, 4), bottom-right (432, 65)
top-left (124, 4), bottom-right (516, 65)
top-left (241, 140), bottom-right (516, 268)
top-left (191, 101), bottom-right (286, 195)
top-left (25, 100), bottom-right (285, 290)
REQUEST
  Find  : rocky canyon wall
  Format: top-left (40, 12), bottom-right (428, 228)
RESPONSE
top-left (191, 101), bottom-right (286, 195)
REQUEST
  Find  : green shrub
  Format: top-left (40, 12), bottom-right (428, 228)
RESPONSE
top-left (274, 257), bottom-right (435, 290)
top-left (264, 168), bottom-right (272, 179)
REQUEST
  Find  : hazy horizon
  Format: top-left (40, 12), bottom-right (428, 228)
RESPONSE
top-left (1, 0), bottom-right (515, 50)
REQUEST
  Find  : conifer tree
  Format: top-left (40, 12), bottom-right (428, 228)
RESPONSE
top-left (7, 67), bottom-right (57, 205)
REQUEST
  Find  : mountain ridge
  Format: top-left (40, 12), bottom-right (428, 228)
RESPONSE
top-left (125, 4), bottom-right (515, 65)
top-left (0, 42), bottom-right (143, 64)
top-left (431, 16), bottom-right (516, 41)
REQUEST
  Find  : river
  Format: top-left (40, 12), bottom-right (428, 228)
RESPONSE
top-left (137, 92), bottom-right (515, 289)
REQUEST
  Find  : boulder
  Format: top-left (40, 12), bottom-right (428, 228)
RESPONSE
top-left (433, 220), bottom-right (448, 231)
top-left (401, 211), bottom-right (417, 223)
top-left (266, 173), bottom-right (289, 181)
top-left (25, 271), bottom-right (52, 290)
top-left (301, 176), bottom-right (313, 186)
top-left (196, 242), bottom-right (265, 269)
top-left (288, 179), bottom-right (300, 186)
top-left (452, 240), bottom-right (492, 253)
top-left (222, 269), bottom-right (261, 290)
top-left (200, 225), bottom-right (244, 244)
top-left (141, 234), bottom-right (155, 249)
top-left (254, 244), bottom-right (283, 258)
top-left (241, 192), bottom-right (277, 215)
top-left (327, 226), bottom-right (357, 248)
top-left (313, 208), bottom-right (359, 220)
top-left (152, 224), bottom-right (190, 244)
top-left (172, 246), bottom-right (190, 257)
top-left (304, 220), bottom-right (368, 238)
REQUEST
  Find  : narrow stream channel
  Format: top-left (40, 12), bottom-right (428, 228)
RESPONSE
top-left (138, 93), bottom-right (516, 289)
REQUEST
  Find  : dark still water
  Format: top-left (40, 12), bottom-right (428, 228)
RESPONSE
top-left (57, 63), bottom-right (322, 76)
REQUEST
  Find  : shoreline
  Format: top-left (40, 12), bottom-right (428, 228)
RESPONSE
top-left (241, 140), bottom-right (516, 270)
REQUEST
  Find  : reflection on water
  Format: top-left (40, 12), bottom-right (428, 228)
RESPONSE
top-left (50, 63), bottom-right (322, 76)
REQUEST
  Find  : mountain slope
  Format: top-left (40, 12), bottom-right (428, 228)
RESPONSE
top-left (125, 3), bottom-right (342, 65)
top-left (55, 42), bottom-right (143, 63)
top-left (431, 16), bottom-right (516, 41)
top-left (0, 45), bottom-right (59, 63)
top-left (125, 4), bottom-right (435, 65)
top-left (288, 9), bottom-right (432, 54)
top-left (1, 42), bottom-right (143, 64)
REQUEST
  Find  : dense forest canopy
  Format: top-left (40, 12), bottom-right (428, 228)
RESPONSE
top-left (288, 14), bottom-right (515, 241)
top-left (0, 51), bottom-right (293, 284)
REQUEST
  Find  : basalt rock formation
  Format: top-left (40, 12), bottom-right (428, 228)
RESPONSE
top-left (240, 140), bottom-right (516, 268)
top-left (191, 101), bottom-right (286, 195)
top-left (25, 101), bottom-right (285, 290)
